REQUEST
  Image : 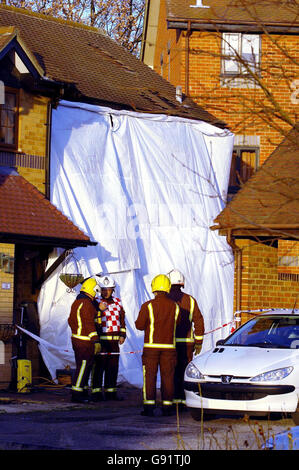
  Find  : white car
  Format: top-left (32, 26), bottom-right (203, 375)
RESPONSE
top-left (184, 309), bottom-right (299, 421)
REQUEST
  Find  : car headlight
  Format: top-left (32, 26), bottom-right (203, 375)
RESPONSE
top-left (250, 366), bottom-right (293, 382)
top-left (185, 362), bottom-right (204, 380)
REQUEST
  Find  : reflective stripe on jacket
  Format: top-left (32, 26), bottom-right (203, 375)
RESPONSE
top-left (135, 292), bottom-right (180, 349)
top-left (68, 295), bottom-right (99, 343)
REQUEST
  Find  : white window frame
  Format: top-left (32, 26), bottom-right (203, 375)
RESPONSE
top-left (221, 32), bottom-right (261, 76)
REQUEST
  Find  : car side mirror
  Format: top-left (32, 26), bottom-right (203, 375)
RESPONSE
top-left (216, 339), bottom-right (225, 346)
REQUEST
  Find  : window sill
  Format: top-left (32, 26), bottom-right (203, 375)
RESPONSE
top-left (220, 75), bottom-right (261, 89)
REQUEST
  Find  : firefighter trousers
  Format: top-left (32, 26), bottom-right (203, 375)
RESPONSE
top-left (174, 342), bottom-right (194, 404)
top-left (142, 348), bottom-right (177, 411)
top-left (71, 338), bottom-right (95, 399)
top-left (91, 339), bottom-right (120, 398)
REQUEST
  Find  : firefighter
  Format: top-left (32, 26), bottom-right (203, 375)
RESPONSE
top-left (91, 275), bottom-right (126, 401)
top-left (135, 274), bottom-right (180, 417)
top-left (68, 277), bottom-right (102, 403)
top-left (167, 269), bottom-right (204, 410)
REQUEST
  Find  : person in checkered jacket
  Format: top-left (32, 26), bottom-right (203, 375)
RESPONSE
top-left (91, 275), bottom-right (126, 401)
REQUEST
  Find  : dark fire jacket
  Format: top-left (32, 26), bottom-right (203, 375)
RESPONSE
top-left (168, 288), bottom-right (204, 345)
top-left (135, 292), bottom-right (180, 349)
top-left (68, 293), bottom-right (99, 343)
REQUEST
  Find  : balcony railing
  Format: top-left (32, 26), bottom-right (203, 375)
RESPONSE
top-left (0, 150), bottom-right (45, 169)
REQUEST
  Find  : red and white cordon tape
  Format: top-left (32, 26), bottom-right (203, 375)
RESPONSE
top-left (225, 308), bottom-right (299, 334)
top-left (96, 318), bottom-right (238, 355)
top-left (203, 318), bottom-right (240, 336)
top-left (16, 309), bottom-right (297, 357)
top-left (98, 350), bottom-right (143, 356)
top-left (100, 309), bottom-right (299, 353)
top-left (16, 315), bottom-right (240, 357)
top-left (206, 309), bottom-right (292, 336)
top-left (16, 325), bottom-right (142, 356)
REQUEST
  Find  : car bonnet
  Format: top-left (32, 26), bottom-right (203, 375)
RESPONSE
top-left (192, 346), bottom-right (299, 378)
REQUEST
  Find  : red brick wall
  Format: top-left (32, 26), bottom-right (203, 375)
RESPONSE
top-left (0, 87), bottom-right (49, 387)
top-left (154, 3), bottom-right (299, 165)
top-left (152, 4), bottom-right (299, 318)
top-left (236, 240), bottom-right (299, 323)
top-left (155, 0), bottom-right (182, 86)
top-left (18, 90), bottom-right (49, 193)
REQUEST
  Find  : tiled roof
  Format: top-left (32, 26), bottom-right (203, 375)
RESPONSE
top-left (0, 5), bottom-right (225, 127)
top-left (166, 0), bottom-right (299, 30)
top-left (0, 168), bottom-right (95, 247)
top-left (212, 127), bottom-right (299, 238)
top-left (0, 26), bottom-right (15, 50)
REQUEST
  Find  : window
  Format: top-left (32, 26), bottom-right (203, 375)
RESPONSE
top-left (278, 240), bottom-right (299, 278)
top-left (222, 33), bottom-right (260, 76)
top-left (228, 147), bottom-right (259, 195)
top-left (0, 88), bottom-right (19, 149)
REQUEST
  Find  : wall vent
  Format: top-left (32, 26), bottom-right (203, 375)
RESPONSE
top-left (190, 0), bottom-right (210, 8)
top-left (278, 273), bottom-right (299, 282)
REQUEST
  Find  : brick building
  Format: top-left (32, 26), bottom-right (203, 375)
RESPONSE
top-left (0, 23), bottom-right (98, 386)
top-left (142, 0), bottom-right (299, 315)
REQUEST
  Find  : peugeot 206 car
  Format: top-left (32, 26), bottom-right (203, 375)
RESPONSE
top-left (184, 309), bottom-right (299, 421)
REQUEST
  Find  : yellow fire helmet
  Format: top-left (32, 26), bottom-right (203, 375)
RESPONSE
top-left (80, 277), bottom-right (101, 298)
top-left (151, 274), bottom-right (171, 293)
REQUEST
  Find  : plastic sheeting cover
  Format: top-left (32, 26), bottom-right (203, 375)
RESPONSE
top-left (37, 100), bottom-right (235, 387)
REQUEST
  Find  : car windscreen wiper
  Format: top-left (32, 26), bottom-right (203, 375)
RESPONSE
top-left (245, 342), bottom-right (287, 348)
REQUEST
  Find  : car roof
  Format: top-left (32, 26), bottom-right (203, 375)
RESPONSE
top-left (235, 309), bottom-right (299, 319)
top-left (258, 309), bottom-right (299, 316)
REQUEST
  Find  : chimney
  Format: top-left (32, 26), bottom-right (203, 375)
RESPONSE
top-left (176, 86), bottom-right (183, 103)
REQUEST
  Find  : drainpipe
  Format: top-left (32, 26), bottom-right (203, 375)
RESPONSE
top-left (227, 230), bottom-right (242, 314)
top-left (41, 76), bottom-right (65, 200)
top-left (235, 247), bottom-right (242, 313)
top-left (185, 21), bottom-right (192, 96)
top-left (45, 100), bottom-right (52, 201)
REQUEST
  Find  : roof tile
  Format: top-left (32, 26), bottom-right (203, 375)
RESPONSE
top-left (0, 168), bottom-right (93, 246)
top-left (166, 0), bottom-right (299, 27)
top-left (0, 5), bottom-right (225, 127)
top-left (214, 127), bottom-right (299, 231)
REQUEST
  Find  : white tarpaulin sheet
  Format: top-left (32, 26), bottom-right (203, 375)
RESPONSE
top-left (37, 100), bottom-right (235, 387)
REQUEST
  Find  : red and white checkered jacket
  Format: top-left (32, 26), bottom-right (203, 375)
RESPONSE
top-left (95, 296), bottom-right (126, 340)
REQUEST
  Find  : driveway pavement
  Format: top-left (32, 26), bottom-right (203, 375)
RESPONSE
top-left (0, 382), bottom-right (296, 453)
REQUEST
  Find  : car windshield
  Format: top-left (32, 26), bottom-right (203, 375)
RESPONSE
top-left (224, 315), bottom-right (299, 349)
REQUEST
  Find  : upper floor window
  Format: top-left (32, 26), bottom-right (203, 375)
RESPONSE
top-left (228, 146), bottom-right (259, 197)
top-left (0, 88), bottom-right (19, 149)
top-left (222, 33), bottom-right (260, 76)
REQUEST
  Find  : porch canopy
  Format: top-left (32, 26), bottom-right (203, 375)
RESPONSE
top-left (0, 166), bottom-right (96, 249)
